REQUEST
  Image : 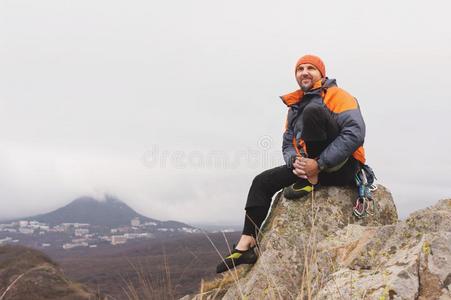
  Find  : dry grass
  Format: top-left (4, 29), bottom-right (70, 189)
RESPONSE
top-left (120, 230), bottom-right (249, 300)
top-left (299, 186), bottom-right (322, 299)
top-left (122, 187), bottom-right (359, 299)
top-left (198, 189), bottom-right (325, 300)
top-left (122, 253), bottom-right (175, 300)
top-left (196, 189), bottom-right (318, 300)
top-left (199, 267), bottom-right (247, 299)
top-left (200, 231), bottom-right (246, 299)
top-left (0, 272), bottom-right (26, 300)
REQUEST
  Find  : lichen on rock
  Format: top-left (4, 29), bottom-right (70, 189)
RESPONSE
top-left (183, 187), bottom-right (451, 300)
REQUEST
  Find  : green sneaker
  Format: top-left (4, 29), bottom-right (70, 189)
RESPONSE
top-left (283, 180), bottom-right (315, 200)
top-left (216, 246), bottom-right (258, 273)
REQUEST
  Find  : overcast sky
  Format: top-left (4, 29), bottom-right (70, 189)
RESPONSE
top-left (1, 0), bottom-right (450, 226)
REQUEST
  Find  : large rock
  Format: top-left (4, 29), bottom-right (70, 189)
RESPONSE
top-left (0, 245), bottom-right (98, 300)
top-left (316, 198), bottom-right (451, 300)
top-left (221, 185), bottom-right (398, 299)
top-left (184, 185), bottom-right (451, 299)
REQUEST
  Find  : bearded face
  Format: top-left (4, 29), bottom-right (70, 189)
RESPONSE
top-left (295, 63), bottom-right (322, 91)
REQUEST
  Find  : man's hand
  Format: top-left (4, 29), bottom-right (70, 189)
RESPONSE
top-left (292, 156), bottom-right (319, 184)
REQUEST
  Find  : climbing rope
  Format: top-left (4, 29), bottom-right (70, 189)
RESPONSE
top-left (353, 165), bottom-right (377, 219)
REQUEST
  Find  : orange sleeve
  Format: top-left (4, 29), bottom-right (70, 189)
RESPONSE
top-left (323, 87), bottom-right (358, 113)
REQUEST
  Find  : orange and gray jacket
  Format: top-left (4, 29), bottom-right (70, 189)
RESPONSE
top-left (280, 78), bottom-right (366, 170)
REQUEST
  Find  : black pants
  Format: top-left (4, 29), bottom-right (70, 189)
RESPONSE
top-left (242, 102), bottom-right (360, 237)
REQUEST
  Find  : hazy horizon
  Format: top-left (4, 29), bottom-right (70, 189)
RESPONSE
top-left (1, 0), bottom-right (451, 225)
top-left (0, 193), bottom-right (243, 228)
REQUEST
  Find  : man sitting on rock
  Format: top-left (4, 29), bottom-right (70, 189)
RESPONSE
top-left (216, 54), bottom-right (367, 273)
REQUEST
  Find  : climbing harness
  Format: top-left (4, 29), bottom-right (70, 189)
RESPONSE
top-left (353, 165), bottom-right (377, 218)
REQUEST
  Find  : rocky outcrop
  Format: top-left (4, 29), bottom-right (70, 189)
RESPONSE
top-left (0, 245), bottom-right (98, 300)
top-left (316, 198), bottom-right (451, 300)
top-left (185, 185), bottom-right (451, 299)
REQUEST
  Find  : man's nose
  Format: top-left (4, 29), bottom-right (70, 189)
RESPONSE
top-left (300, 69), bottom-right (309, 76)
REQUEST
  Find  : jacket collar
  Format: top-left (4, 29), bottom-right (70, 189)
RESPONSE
top-left (280, 78), bottom-right (337, 107)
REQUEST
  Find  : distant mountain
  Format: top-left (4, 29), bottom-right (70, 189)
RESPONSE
top-left (22, 195), bottom-right (192, 228)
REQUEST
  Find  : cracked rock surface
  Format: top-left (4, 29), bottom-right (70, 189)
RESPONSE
top-left (182, 185), bottom-right (451, 300)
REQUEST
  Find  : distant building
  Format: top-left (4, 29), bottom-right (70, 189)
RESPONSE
top-left (73, 223), bottom-right (90, 228)
top-left (116, 226), bottom-right (131, 233)
top-left (39, 225), bottom-right (50, 231)
top-left (144, 221), bottom-right (157, 226)
top-left (62, 244), bottom-right (72, 250)
top-left (61, 223), bottom-right (89, 229)
top-left (42, 243), bottom-right (51, 247)
top-left (0, 223), bottom-right (14, 230)
top-left (0, 237), bottom-right (12, 244)
top-left (111, 235), bottom-right (127, 245)
top-left (19, 228), bottom-right (34, 235)
top-left (61, 223), bottom-right (73, 230)
top-left (124, 233), bottom-right (138, 239)
top-left (74, 228), bottom-right (90, 237)
top-left (179, 227), bottom-right (199, 233)
top-left (131, 217), bottom-right (140, 227)
top-left (89, 245), bottom-right (97, 248)
top-left (63, 242), bottom-right (88, 250)
top-left (50, 225), bottom-right (66, 232)
top-left (99, 236), bottom-right (112, 242)
top-left (124, 233), bottom-right (153, 239)
top-left (19, 220), bottom-right (29, 227)
top-left (72, 238), bottom-right (87, 243)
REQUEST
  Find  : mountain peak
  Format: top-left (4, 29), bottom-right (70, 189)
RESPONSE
top-left (27, 195), bottom-right (154, 227)
top-left (71, 196), bottom-right (97, 203)
top-left (71, 194), bottom-right (122, 203)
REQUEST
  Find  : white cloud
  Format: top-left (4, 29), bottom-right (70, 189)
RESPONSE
top-left (1, 0), bottom-right (450, 224)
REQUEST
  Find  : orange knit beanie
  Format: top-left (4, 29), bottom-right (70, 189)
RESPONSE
top-left (295, 55), bottom-right (326, 77)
